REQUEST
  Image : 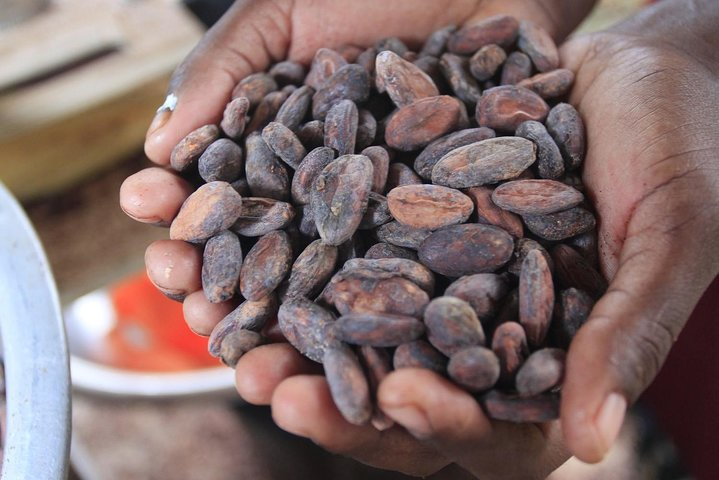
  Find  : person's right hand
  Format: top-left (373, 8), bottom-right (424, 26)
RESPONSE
top-left (119, 1), bottom-right (596, 478)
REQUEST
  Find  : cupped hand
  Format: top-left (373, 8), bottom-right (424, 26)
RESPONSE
top-left (556, 0), bottom-right (719, 464)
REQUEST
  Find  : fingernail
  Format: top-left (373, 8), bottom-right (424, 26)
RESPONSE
top-left (147, 94), bottom-right (178, 138)
top-left (382, 405), bottom-right (432, 439)
top-left (595, 392), bottom-right (627, 455)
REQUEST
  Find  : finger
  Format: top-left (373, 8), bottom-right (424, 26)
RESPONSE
top-left (234, 343), bottom-right (320, 405)
top-left (145, 0), bottom-right (292, 164)
top-left (379, 369), bottom-right (567, 479)
top-left (119, 167), bottom-right (193, 226)
top-left (145, 240), bottom-right (202, 301)
top-left (182, 290), bottom-right (235, 336)
top-left (272, 375), bottom-right (448, 476)
top-left (562, 188), bottom-right (719, 463)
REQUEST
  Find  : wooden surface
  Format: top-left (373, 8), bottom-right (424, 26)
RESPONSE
top-left (0, 0), bottom-right (204, 201)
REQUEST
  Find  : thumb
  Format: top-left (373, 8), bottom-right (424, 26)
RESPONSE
top-left (145, 0), bottom-right (292, 164)
top-left (561, 186), bottom-right (719, 463)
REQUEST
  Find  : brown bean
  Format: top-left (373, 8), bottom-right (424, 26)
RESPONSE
top-left (439, 53), bottom-right (481, 106)
top-left (445, 273), bottom-right (510, 322)
top-left (324, 99), bottom-right (358, 156)
top-left (232, 73), bottom-right (278, 107)
top-left (491, 322), bottom-right (529, 385)
top-left (284, 239), bottom-right (338, 300)
top-left (170, 181), bottom-right (243, 243)
top-left (208, 294), bottom-right (279, 356)
top-left (202, 230), bottom-right (242, 303)
top-left (551, 244), bottom-right (607, 299)
top-left (231, 197), bottom-right (295, 237)
top-left (356, 47), bottom-right (377, 77)
top-left (375, 221), bottom-right (432, 250)
top-left (305, 48), bottom-right (348, 90)
top-left (278, 297), bottom-right (340, 363)
top-left (385, 163), bottom-right (423, 191)
top-left (262, 122), bottom-right (307, 169)
top-left (170, 125), bottom-right (219, 172)
top-left (219, 330), bottom-right (266, 367)
top-left (385, 96), bottom-right (463, 151)
top-left (270, 60), bottom-right (307, 86)
top-left (239, 231), bottom-right (293, 301)
top-left (515, 120), bottom-right (564, 180)
top-left (323, 345), bottom-right (373, 425)
top-left (245, 133), bottom-right (291, 201)
top-left (311, 154), bottom-right (374, 246)
top-left (546, 103), bottom-right (585, 171)
top-left (480, 390), bottom-right (560, 422)
top-left (312, 64), bottom-right (371, 119)
top-left (358, 192), bottom-right (393, 230)
top-left (358, 346), bottom-right (395, 430)
top-left (291, 146), bottom-right (336, 205)
top-left (420, 25), bottom-right (457, 57)
top-left (296, 120), bottom-right (326, 149)
top-left (523, 207), bottom-right (596, 241)
top-left (221, 97), bottom-right (250, 140)
top-left (507, 238), bottom-right (553, 277)
top-left (336, 313), bottom-right (425, 346)
top-left (275, 85), bottom-right (314, 131)
top-left (477, 86), bottom-right (550, 132)
top-left (517, 21), bottom-right (559, 72)
top-left (355, 109), bottom-right (378, 151)
top-left (387, 185), bottom-right (474, 230)
top-left (246, 89), bottom-right (292, 134)
top-left (517, 69), bottom-right (574, 99)
top-left (516, 348), bottom-right (566, 396)
top-left (414, 128), bottom-right (496, 180)
top-left (424, 297), bottom-right (485, 356)
top-left (464, 186), bottom-right (524, 238)
top-left (469, 44), bottom-right (507, 81)
top-left (419, 224), bottom-right (514, 277)
top-left (448, 15), bottom-right (520, 54)
top-left (552, 287), bottom-right (594, 349)
top-left (448, 346), bottom-right (500, 392)
top-left (364, 243), bottom-right (418, 261)
top-left (362, 146), bottom-right (390, 193)
top-left (325, 273), bottom-right (430, 318)
top-left (501, 51), bottom-right (532, 86)
top-left (519, 249), bottom-right (554, 347)
top-left (492, 179), bottom-right (584, 215)
top-left (393, 340), bottom-right (447, 374)
top-left (198, 139), bottom-right (244, 183)
top-left (342, 257), bottom-right (435, 295)
top-left (375, 50), bottom-right (439, 108)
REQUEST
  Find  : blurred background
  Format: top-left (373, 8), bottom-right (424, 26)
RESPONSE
top-left (0, 0), bottom-right (695, 479)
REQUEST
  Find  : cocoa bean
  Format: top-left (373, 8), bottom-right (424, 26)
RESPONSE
top-left (515, 120), bottom-right (565, 180)
top-left (230, 177), bottom-right (251, 197)
top-left (567, 230), bottom-right (599, 268)
top-left (445, 273), bottom-right (510, 322)
top-left (219, 329), bottom-right (265, 367)
top-left (519, 249), bottom-right (554, 347)
top-left (202, 230), bottom-right (242, 303)
top-left (356, 47), bottom-right (377, 77)
top-left (358, 346), bottom-right (395, 431)
top-left (278, 297), bottom-right (340, 363)
top-left (464, 186), bottom-right (524, 238)
top-left (232, 73), bottom-right (278, 107)
top-left (291, 146), bottom-right (336, 205)
top-left (375, 50), bottom-right (439, 108)
top-left (523, 207), bottom-right (596, 241)
top-left (551, 244), bottom-right (607, 299)
top-left (448, 346), bottom-right (500, 392)
top-left (552, 287), bottom-right (594, 349)
top-left (469, 44), bottom-right (507, 81)
top-left (431, 137), bottom-right (536, 188)
top-left (420, 25), bottom-right (457, 58)
top-left (245, 133), bottom-right (290, 201)
top-left (323, 345), bottom-right (373, 425)
top-left (419, 224), bottom-right (514, 277)
top-left (414, 127), bottom-right (496, 180)
top-left (501, 51), bottom-right (532, 86)
top-left (310, 154), bottom-right (374, 246)
top-left (507, 238), bottom-right (553, 277)
top-left (239, 231), bottom-right (293, 301)
top-left (336, 313), bottom-right (425, 346)
top-left (220, 97), bottom-right (250, 140)
top-left (385, 96), bottom-right (463, 151)
top-left (393, 340), bottom-right (447, 374)
top-left (275, 85), bottom-right (314, 131)
top-left (375, 37), bottom-right (409, 56)
top-left (517, 21), bottom-right (559, 72)
top-left (480, 390), bottom-right (560, 422)
top-left (448, 15), bottom-right (519, 54)
top-left (198, 139), bottom-right (244, 183)
top-left (387, 184), bottom-right (474, 230)
top-left (364, 242), bottom-right (419, 261)
top-left (491, 321), bottom-right (529, 385)
top-left (375, 221), bottom-right (432, 250)
top-left (296, 120), bottom-right (326, 149)
top-left (492, 179), bottom-right (584, 215)
top-left (270, 60), bottom-right (307, 86)
top-left (325, 273), bottom-right (429, 317)
top-left (385, 162), bottom-right (423, 191)
top-left (324, 99), bottom-right (358, 156)
top-left (208, 294), bottom-right (279, 356)
top-left (305, 48), bottom-right (348, 91)
top-left (424, 297), bottom-right (486, 356)
top-left (312, 64), bottom-right (371, 119)
top-left (477, 86), bottom-right (550, 131)
top-left (262, 122), bottom-right (307, 169)
top-left (246, 89), bottom-right (292, 134)
top-left (170, 181), bottom-right (243, 243)
top-left (356, 109), bottom-right (378, 151)
top-left (284, 239), bottom-right (338, 300)
top-left (296, 204), bottom-right (319, 239)
top-left (517, 69), bottom-right (574, 99)
top-left (515, 348), bottom-right (566, 396)
top-left (342, 257), bottom-right (435, 295)
top-left (231, 197), bottom-right (295, 237)
top-left (439, 53), bottom-right (481, 106)
top-left (358, 192), bottom-right (393, 230)
top-left (361, 146), bottom-right (390, 193)
top-left (170, 125), bottom-right (220, 172)
top-left (546, 103), bottom-right (585, 170)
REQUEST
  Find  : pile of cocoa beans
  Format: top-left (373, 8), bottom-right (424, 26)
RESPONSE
top-left (165, 14), bottom-right (607, 426)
